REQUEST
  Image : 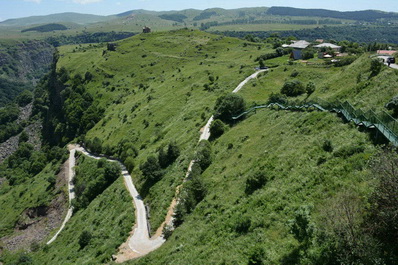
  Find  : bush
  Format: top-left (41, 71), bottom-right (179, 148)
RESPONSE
top-left (78, 230), bottom-right (92, 249)
top-left (16, 90), bottom-right (33, 107)
top-left (245, 171), bottom-right (268, 195)
top-left (385, 95), bottom-right (398, 117)
top-left (214, 93), bottom-right (246, 123)
top-left (158, 142), bottom-right (180, 168)
top-left (281, 80), bottom-right (306, 97)
top-left (124, 156), bottom-right (135, 172)
top-left (267, 93), bottom-right (288, 104)
top-left (140, 156), bottom-right (163, 187)
top-left (370, 59), bottom-right (383, 77)
top-left (306, 82), bottom-right (316, 96)
top-left (210, 119), bottom-right (226, 139)
top-left (322, 139), bottom-right (333, 152)
top-left (196, 140), bottom-right (212, 171)
top-left (290, 70), bottom-right (299, 77)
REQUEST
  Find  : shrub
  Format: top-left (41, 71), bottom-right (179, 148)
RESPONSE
top-left (196, 140), bottom-right (212, 171)
top-left (290, 70), bottom-right (299, 77)
top-left (322, 139), bottom-right (333, 152)
top-left (78, 230), bottom-right (92, 249)
top-left (267, 93), bottom-right (288, 104)
top-left (124, 156), bottom-right (135, 172)
top-left (385, 95), bottom-right (398, 117)
top-left (370, 59), bottom-right (383, 77)
top-left (19, 130), bottom-right (29, 144)
top-left (87, 137), bottom-right (102, 154)
top-left (245, 171), bottom-right (268, 195)
top-left (306, 82), bottom-right (316, 96)
top-left (158, 142), bottom-right (180, 168)
top-left (16, 90), bottom-right (33, 107)
top-left (210, 119), bottom-right (226, 139)
top-left (214, 93), bottom-right (246, 123)
top-left (302, 48), bottom-right (315, 60)
top-left (281, 80), bottom-right (306, 97)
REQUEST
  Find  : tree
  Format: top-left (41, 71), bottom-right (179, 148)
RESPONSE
top-left (281, 80), bottom-right (306, 97)
top-left (89, 137), bottom-right (102, 154)
top-left (370, 59), bottom-right (383, 77)
top-left (367, 149), bottom-right (398, 261)
top-left (124, 156), bottom-right (135, 172)
top-left (140, 156), bottom-right (163, 183)
top-left (19, 130), bottom-right (29, 144)
top-left (209, 119), bottom-right (226, 139)
top-left (214, 93), bottom-right (246, 123)
top-left (78, 230), bottom-right (92, 249)
top-left (196, 140), bottom-right (212, 171)
top-left (16, 90), bottom-right (33, 107)
top-left (259, 59), bottom-right (265, 69)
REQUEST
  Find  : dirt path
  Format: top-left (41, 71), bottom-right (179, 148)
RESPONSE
top-left (46, 146), bottom-right (76, 245)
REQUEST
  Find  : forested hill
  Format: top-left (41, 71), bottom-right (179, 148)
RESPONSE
top-left (0, 40), bottom-right (54, 106)
top-left (267, 6), bottom-right (398, 21)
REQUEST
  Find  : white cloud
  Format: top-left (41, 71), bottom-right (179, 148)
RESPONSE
top-left (72, 0), bottom-right (102, 4)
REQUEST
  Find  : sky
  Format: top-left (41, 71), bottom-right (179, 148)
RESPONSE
top-left (1, 0), bottom-right (398, 22)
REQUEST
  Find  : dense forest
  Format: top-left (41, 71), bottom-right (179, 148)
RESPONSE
top-left (45, 31), bottom-right (135, 47)
top-left (21, 23), bottom-right (68, 33)
top-left (215, 25), bottom-right (398, 44)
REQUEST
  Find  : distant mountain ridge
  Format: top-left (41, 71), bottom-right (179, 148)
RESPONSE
top-left (267, 6), bottom-right (398, 21)
top-left (2, 6), bottom-right (398, 27)
top-left (0, 12), bottom-right (115, 26)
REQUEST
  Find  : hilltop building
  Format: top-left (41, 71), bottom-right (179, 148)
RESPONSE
top-left (314, 43), bottom-right (342, 52)
top-left (287, 40), bottom-right (311, 60)
top-left (377, 50), bottom-right (396, 56)
top-left (143, 26), bottom-right (151, 33)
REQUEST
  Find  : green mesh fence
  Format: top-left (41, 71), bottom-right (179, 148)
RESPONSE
top-left (232, 99), bottom-right (398, 146)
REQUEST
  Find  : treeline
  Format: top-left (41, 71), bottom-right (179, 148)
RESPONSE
top-left (200, 18), bottom-right (342, 30)
top-left (45, 31), bottom-right (135, 47)
top-left (34, 53), bottom-right (104, 146)
top-left (193, 11), bottom-right (218, 21)
top-left (158, 14), bottom-right (187, 23)
top-left (215, 25), bottom-right (398, 44)
top-left (21, 23), bottom-right (67, 33)
top-left (267, 6), bottom-right (398, 21)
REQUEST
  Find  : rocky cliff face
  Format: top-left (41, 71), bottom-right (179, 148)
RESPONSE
top-left (0, 40), bottom-right (55, 105)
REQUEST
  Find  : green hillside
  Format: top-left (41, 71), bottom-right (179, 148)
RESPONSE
top-left (0, 12), bottom-right (115, 27)
top-left (1, 29), bottom-right (398, 264)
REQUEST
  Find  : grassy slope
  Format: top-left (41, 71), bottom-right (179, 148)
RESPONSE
top-left (4, 30), bottom-right (396, 264)
top-left (0, 162), bottom-right (65, 238)
top-left (57, 29), bottom-right (270, 233)
top-left (57, 31), bottom-right (395, 264)
top-left (26, 155), bottom-right (134, 265)
top-left (129, 110), bottom-right (375, 264)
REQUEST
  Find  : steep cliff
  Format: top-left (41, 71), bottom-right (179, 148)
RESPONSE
top-left (0, 40), bottom-right (55, 106)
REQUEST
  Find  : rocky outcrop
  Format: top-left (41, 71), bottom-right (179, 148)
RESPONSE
top-left (0, 40), bottom-right (54, 85)
top-left (0, 103), bottom-right (42, 163)
top-left (0, 161), bottom-right (68, 252)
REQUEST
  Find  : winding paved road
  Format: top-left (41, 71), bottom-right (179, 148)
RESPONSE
top-left (47, 69), bottom-right (267, 259)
